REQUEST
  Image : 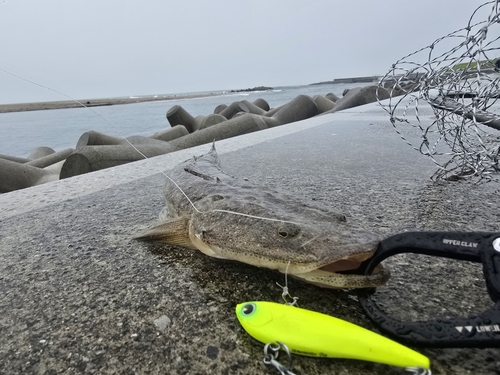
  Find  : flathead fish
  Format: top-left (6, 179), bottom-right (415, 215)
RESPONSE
top-left (135, 145), bottom-right (389, 288)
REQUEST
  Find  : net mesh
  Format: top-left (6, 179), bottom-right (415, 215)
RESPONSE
top-left (378, 0), bottom-right (500, 181)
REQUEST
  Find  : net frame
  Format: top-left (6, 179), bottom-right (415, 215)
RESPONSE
top-left (378, 0), bottom-right (500, 181)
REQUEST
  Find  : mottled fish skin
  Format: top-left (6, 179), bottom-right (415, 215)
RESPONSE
top-left (135, 145), bottom-right (389, 288)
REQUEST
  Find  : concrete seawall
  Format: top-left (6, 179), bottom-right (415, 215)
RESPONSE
top-left (1, 101), bottom-right (498, 374)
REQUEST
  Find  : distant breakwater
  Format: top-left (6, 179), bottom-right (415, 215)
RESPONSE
top-left (0, 87), bottom-right (276, 114)
top-left (0, 92), bottom-right (223, 114)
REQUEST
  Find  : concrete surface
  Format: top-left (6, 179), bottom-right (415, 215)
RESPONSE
top-left (1, 101), bottom-right (499, 375)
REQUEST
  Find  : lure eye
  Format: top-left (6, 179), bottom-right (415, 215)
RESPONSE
top-left (242, 303), bottom-right (256, 316)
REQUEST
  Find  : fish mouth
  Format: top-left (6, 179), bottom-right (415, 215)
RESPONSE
top-left (286, 251), bottom-right (390, 289)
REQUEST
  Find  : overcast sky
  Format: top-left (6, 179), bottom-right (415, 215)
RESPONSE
top-left (0, 1), bottom-right (488, 104)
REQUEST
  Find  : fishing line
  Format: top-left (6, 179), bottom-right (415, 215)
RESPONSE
top-left (276, 261), bottom-right (299, 306)
top-left (0, 67), bottom-right (304, 226)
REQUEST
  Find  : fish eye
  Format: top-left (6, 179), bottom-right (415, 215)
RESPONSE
top-left (242, 303), bottom-right (256, 316)
top-left (277, 224), bottom-right (300, 238)
top-left (278, 228), bottom-right (288, 238)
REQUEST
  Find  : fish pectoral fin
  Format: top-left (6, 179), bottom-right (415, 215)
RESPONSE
top-left (133, 216), bottom-right (196, 249)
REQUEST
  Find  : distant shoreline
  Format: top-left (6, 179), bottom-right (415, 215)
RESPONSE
top-left (0, 92), bottom-right (224, 114)
top-left (310, 76), bottom-right (381, 85)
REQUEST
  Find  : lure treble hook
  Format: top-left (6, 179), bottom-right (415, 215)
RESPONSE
top-left (263, 342), bottom-right (296, 375)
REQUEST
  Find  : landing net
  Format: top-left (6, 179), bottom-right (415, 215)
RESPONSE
top-left (378, 0), bottom-right (500, 181)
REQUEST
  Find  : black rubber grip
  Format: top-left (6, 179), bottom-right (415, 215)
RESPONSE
top-left (359, 231), bottom-right (500, 347)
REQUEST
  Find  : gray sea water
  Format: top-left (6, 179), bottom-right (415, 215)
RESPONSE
top-left (0, 82), bottom-right (371, 158)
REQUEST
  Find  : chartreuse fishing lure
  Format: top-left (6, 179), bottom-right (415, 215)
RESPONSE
top-left (236, 301), bottom-right (430, 372)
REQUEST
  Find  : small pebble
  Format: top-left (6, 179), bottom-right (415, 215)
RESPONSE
top-left (154, 315), bottom-right (171, 331)
top-left (206, 346), bottom-right (219, 360)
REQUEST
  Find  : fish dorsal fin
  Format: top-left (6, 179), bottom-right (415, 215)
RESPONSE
top-left (133, 216), bottom-right (196, 249)
top-left (208, 141), bottom-right (221, 168)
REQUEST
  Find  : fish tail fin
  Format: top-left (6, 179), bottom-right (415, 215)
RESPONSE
top-left (133, 216), bottom-right (196, 249)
